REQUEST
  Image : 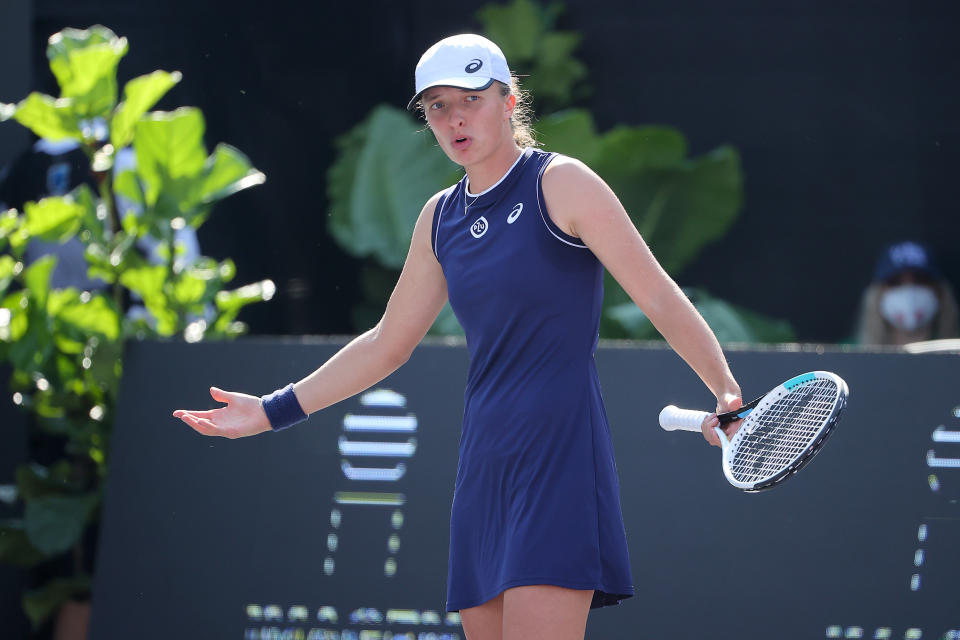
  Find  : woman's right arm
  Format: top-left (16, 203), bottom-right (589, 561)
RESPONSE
top-left (173, 192), bottom-right (449, 437)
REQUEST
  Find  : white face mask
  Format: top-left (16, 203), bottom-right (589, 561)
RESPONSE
top-left (880, 284), bottom-right (939, 332)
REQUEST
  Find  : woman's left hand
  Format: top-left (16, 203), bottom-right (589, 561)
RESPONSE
top-left (700, 392), bottom-right (743, 447)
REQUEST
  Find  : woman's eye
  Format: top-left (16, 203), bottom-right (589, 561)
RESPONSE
top-left (465, 95), bottom-right (479, 102)
top-left (429, 102), bottom-right (443, 110)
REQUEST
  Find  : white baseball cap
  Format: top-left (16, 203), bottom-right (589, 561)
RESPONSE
top-left (407, 34), bottom-right (512, 110)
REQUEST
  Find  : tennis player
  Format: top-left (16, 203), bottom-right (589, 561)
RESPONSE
top-left (174, 33), bottom-right (743, 640)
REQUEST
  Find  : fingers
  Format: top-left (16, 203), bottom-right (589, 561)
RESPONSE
top-left (172, 408), bottom-right (220, 420)
top-left (175, 412), bottom-right (220, 436)
top-left (209, 386), bottom-right (234, 404)
top-left (722, 418), bottom-right (743, 441)
top-left (717, 392), bottom-right (743, 415)
top-left (701, 413), bottom-right (722, 447)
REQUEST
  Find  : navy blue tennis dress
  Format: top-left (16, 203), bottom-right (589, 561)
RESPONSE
top-left (432, 147), bottom-right (634, 612)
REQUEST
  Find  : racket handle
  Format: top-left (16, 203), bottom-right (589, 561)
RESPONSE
top-left (659, 405), bottom-right (710, 432)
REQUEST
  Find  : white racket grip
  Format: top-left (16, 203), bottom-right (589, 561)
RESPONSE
top-left (659, 405), bottom-right (710, 432)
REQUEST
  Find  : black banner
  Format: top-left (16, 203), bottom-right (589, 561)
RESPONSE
top-left (90, 340), bottom-right (960, 639)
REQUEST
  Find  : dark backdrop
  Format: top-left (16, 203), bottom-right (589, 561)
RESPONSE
top-left (0, 366), bottom-right (30, 638)
top-left (13, 0), bottom-right (960, 341)
top-left (0, 0), bottom-right (31, 168)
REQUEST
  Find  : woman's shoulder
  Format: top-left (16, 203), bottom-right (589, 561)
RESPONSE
top-left (540, 153), bottom-right (602, 194)
top-left (418, 183), bottom-right (461, 225)
top-left (429, 182), bottom-right (461, 209)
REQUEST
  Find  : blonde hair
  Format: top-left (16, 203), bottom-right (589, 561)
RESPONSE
top-left (499, 75), bottom-right (537, 148)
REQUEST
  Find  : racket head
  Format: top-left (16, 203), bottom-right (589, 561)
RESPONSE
top-left (720, 371), bottom-right (849, 491)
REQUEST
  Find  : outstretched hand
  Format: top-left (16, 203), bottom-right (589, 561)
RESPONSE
top-left (172, 387), bottom-right (272, 439)
top-left (700, 392), bottom-right (743, 447)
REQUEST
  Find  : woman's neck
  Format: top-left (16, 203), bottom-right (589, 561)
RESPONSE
top-left (464, 142), bottom-right (523, 194)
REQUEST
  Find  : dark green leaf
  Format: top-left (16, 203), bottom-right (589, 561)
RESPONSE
top-left (326, 105), bottom-right (461, 268)
top-left (0, 521), bottom-right (49, 567)
top-left (111, 70), bottom-right (182, 148)
top-left (594, 125), bottom-right (688, 173)
top-left (15, 463), bottom-right (76, 501)
top-left (533, 109), bottom-right (602, 163)
top-left (476, 0), bottom-right (586, 111)
top-left (524, 31), bottom-right (587, 110)
top-left (690, 288), bottom-right (795, 343)
top-left (24, 493), bottom-right (99, 555)
top-left (22, 575), bottom-right (92, 629)
top-left (637, 147), bottom-right (743, 274)
top-left (5, 321), bottom-right (54, 373)
top-left (539, 114), bottom-right (742, 276)
top-left (476, 0), bottom-right (546, 61)
top-left (604, 288), bottom-right (794, 343)
top-left (604, 303), bottom-right (662, 340)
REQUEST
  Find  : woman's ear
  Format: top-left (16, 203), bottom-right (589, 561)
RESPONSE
top-left (504, 93), bottom-right (517, 119)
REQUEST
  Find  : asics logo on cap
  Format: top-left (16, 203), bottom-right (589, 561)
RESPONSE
top-left (465, 58), bottom-right (483, 73)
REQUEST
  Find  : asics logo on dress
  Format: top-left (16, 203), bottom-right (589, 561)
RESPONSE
top-left (471, 216), bottom-right (488, 238)
top-left (465, 59), bottom-right (483, 73)
top-left (507, 202), bottom-right (523, 224)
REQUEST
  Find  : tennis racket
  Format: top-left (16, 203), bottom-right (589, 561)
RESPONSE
top-left (659, 371), bottom-right (849, 492)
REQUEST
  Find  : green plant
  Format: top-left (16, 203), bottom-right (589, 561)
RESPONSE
top-left (0, 25), bottom-right (272, 630)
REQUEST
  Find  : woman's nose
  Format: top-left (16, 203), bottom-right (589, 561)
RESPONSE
top-left (448, 107), bottom-right (465, 127)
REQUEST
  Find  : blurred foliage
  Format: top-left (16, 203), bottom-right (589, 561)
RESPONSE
top-left (476, 0), bottom-right (588, 112)
top-left (325, 0), bottom-right (791, 343)
top-left (606, 288), bottom-right (795, 343)
top-left (328, 106), bottom-right (461, 270)
top-left (0, 25), bottom-right (271, 629)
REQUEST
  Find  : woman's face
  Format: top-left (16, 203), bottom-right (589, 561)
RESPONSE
top-left (421, 84), bottom-right (515, 166)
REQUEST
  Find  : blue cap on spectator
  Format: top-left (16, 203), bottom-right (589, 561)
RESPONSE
top-left (873, 241), bottom-right (941, 283)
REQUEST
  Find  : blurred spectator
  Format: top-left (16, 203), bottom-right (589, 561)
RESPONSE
top-left (0, 137), bottom-right (99, 289)
top-left (855, 241), bottom-right (960, 345)
top-left (0, 137), bottom-right (200, 289)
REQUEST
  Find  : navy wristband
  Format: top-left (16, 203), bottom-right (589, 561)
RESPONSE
top-left (260, 383), bottom-right (308, 432)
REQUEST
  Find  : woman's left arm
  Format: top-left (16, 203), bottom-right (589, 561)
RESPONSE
top-left (542, 157), bottom-right (741, 445)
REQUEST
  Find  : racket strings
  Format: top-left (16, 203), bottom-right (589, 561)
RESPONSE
top-left (728, 379), bottom-right (838, 484)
